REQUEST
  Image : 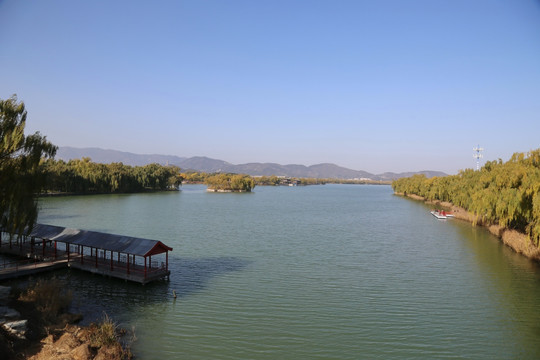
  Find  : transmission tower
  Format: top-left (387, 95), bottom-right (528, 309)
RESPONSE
top-left (473, 145), bottom-right (484, 170)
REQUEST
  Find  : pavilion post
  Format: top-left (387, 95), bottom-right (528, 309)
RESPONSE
top-left (110, 250), bottom-right (113, 271)
top-left (127, 254), bottom-right (130, 275)
top-left (144, 257), bottom-right (147, 278)
top-left (42, 239), bottom-right (45, 258)
top-left (166, 251), bottom-right (168, 271)
top-left (54, 241), bottom-right (57, 259)
top-left (95, 248), bottom-right (98, 268)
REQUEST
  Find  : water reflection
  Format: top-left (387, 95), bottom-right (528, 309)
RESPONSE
top-left (5, 256), bottom-right (250, 326)
top-left (38, 214), bottom-right (81, 222)
top-left (171, 257), bottom-right (251, 297)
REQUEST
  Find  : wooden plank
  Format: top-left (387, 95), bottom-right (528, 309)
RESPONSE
top-left (0, 260), bottom-right (68, 281)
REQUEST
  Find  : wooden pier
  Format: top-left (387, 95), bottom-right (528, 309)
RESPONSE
top-left (0, 224), bottom-right (173, 284)
top-left (0, 257), bottom-right (68, 281)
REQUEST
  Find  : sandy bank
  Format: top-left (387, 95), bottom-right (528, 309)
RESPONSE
top-left (395, 192), bottom-right (540, 261)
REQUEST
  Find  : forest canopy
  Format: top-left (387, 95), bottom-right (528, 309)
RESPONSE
top-left (41, 158), bottom-right (183, 194)
top-left (392, 149), bottom-right (540, 245)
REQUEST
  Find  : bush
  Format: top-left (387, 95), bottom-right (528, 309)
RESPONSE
top-left (89, 313), bottom-right (118, 347)
top-left (88, 313), bottom-right (133, 359)
top-left (18, 278), bottom-right (72, 323)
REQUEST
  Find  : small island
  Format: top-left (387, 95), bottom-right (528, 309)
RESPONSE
top-left (205, 174), bottom-right (255, 192)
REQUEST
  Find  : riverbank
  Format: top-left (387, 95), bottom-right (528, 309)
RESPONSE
top-left (395, 192), bottom-right (540, 261)
top-left (39, 188), bottom-right (180, 197)
top-left (206, 188), bottom-right (249, 193)
top-left (0, 280), bottom-right (132, 360)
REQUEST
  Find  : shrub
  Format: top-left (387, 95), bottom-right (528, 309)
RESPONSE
top-left (18, 278), bottom-right (72, 323)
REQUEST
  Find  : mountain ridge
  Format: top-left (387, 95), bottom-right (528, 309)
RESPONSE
top-left (56, 147), bottom-right (447, 180)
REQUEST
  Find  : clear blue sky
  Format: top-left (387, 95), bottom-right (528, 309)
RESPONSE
top-left (1, 0), bottom-right (539, 174)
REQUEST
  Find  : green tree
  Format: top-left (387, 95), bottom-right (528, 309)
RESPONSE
top-left (391, 148), bottom-right (540, 245)
top-left (0, 96), bottom-right (57, 235)
top-left (205, 173), bottom-right (255, 192)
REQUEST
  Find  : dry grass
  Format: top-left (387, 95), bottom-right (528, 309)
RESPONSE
top-left (88, 313), bottom-right (133, 359)
top-left (502, 229), bottom-right (540, 260)
top-left (18, 278), bottom-right (73, 324)
top-left (89, 313), bottom-right (118, 347)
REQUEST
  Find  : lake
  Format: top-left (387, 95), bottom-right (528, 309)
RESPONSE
top-left (26, 184), bottom-right (540, 359)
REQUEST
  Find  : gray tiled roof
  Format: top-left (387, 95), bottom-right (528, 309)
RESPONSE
top-left (27, 223), bottom-right (172, 257)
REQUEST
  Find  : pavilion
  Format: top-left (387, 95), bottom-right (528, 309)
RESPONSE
top-left (0, 223), bottom-right (172, 284)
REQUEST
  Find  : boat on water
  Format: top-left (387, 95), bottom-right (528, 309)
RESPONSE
top-left (431, 210), bottom-right (453, 219)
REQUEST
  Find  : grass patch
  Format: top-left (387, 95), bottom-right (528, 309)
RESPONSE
top-left (88, 313), bottom-right (133, 359)
top-left (89, 313), bottom-right (118, 347)
top-left (18, 277), bottom-right (73, 324)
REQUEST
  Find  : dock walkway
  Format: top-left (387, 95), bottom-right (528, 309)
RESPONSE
top-left (0, 258), bottom-right (68, 281)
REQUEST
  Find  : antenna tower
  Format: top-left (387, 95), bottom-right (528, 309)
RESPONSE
top-left (473, 145), bottom-right (484, 170)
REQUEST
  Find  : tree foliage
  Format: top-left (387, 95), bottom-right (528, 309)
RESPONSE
top-left (183, 172), bottom-right (386, 187)
top-left (392, 149), bottom-right (540, 245)
top-left (205, 173), bottom-right (255, 192)
top-left (0, 96), bottom-right (57, 235)
top-left (41, 158), bottom-right (183, 194)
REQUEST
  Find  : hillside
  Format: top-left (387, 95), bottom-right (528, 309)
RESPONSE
top-left (56, 147), bottom-right (446, 180)
top-left (57, 147), bottom-right (187, 167)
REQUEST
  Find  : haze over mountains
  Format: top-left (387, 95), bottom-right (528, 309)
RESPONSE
top-left (56, 147), bottom-right (446, 181)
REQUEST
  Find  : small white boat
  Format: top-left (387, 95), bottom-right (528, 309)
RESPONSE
top-left (431, 210), bottom-right (447, 219)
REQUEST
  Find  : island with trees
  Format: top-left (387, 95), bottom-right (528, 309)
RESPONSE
top-left (204, 173), bottom-right (255, 192)
top-left (182, 172), bottom-right (390, 187)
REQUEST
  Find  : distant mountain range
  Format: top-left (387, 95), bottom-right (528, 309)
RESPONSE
top-left (56, 147), bottom-right (447, 181)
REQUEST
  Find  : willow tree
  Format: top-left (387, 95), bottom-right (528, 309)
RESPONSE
top-left (391, 148), bottom-right (540, 245)
top-left (0, 96), bottom-right (57, 235)
top-left (205, 173), bottom-right (255, 192)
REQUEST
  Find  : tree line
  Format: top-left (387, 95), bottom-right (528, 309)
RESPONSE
top-left (182, 172), bottom-right (388, 187)
top-left (392, 149), bottom-right (540, 245)
top-left (41, 158), bottom-right (183, 194)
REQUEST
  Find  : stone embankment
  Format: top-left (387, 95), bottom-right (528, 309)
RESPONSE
top-left (396, 193), bottom-right (540, 261)
top-left (0, 285), bottom-right (27, 339)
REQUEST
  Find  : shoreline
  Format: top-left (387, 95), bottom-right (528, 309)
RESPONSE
top-left (394, 192), bottom-right (540, 262)
top-left (206, 188), bottom-right (250, 193)
top-left (39, 188), bottom-right (180, 197)
top-left (0, 281), bottom-right (132, 360)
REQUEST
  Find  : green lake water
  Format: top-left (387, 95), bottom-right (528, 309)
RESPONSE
top-left (24, 184), bottom-right (540, 359)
